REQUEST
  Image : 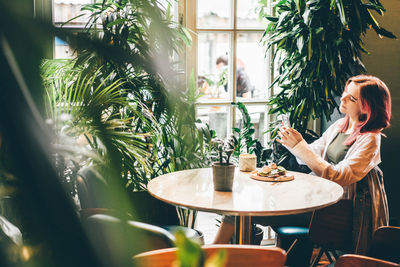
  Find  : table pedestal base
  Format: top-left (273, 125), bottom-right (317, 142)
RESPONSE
top-left (239, 215), bottom-right (252, 244)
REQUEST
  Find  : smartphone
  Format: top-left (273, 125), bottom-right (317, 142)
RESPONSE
top-left (281, 114), bottom-right (290, 127)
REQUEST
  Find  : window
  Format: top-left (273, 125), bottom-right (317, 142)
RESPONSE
top-left (184, 0), bottom-right (271, 145)
top-left (48, 0), bottom-right (272, 144)
top-left (52, 0), bottom-right (94, 58)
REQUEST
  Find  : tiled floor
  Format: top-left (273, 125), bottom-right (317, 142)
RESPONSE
top-left (194, 211), bottom-right (220, 244)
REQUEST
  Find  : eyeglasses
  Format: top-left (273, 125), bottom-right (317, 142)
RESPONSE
top-left (342, 91), bottom-right (358, 102)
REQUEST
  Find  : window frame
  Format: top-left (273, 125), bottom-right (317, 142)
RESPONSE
top-left (181, 0), bottom-right (274, 143)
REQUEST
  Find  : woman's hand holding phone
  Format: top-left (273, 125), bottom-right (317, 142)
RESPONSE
top-left (276, 115), bottom-right (303, 148)
top-left (281, 114), bottom-right (290, 128)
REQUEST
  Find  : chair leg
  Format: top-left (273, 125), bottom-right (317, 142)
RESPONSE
top-left (324, 249), bottom-right (334, 263)
top-left (330, 249), bottom-right (339, 260)
top-left (286, 238), bottom-right (298, 255)
top-left (310, 248), bottom-right (324, 267)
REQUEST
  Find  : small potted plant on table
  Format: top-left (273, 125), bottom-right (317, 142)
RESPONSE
top-left (211, 136), bottom-right (238, 192)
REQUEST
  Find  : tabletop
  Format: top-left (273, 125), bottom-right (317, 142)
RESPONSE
top-left (147, 168), bottom-right (344, 217)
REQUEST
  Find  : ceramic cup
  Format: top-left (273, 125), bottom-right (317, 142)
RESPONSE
top-left (239, 154), bottom-right (256, 172)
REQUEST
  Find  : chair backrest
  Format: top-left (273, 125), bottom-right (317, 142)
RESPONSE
top-left (368, 226), bottom-right (400, 263)
top-left (134, 245), bottom-right (287, 267)
top-left (77, 166), bottom-right (180, 226)
top-left (76, 166), bottom-right (115, 210)
top-left (83, 214), bottom-right (175, 266)
top-left (309, 199), bottom-right (353, 251)
top-left (335, 254), bottom-right (400, 267)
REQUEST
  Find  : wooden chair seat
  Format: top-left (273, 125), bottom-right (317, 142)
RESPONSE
top-left (335, 254), bottom-right (400, 267)
top-left (134, 245), bottom-right (287, 267)
top-left (368, 226), bottom-right (400, 263)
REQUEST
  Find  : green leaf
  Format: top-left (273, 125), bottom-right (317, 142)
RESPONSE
top-left (264, 16), bottom-right (279, 22)
top-left (176, 230), bottom-right (204, 267)
top-left (307, 33), bottom-right (312, 61)
top-left (106, 18), bottom-right (129, 28)
top-left (336, 0), bottom-right (347, 26)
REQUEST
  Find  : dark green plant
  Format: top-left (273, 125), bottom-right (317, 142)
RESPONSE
top-left (231, 102), bottom-right (273, 167)
top-left (232, 102), bottom-right (257, 155)
top-left (260, 0), bottom-right (395, 137)
top-left (75, 0), bottom-right (191, 120)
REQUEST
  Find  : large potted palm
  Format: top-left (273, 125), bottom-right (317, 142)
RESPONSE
top-left (44, 0), bottom-right (212, 228)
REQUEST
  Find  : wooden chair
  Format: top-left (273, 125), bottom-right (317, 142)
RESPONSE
top-left (134, 245), bottom-right (287, 267)
top-left (368, 226), bottom-right (400, 263)
top-left (335, 254), bottom-right (400, 267)
top-left (82, 214), bottom-right (176, 266)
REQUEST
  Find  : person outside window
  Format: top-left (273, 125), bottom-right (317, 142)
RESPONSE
top-left (215, 56), bottom-right (253, 98)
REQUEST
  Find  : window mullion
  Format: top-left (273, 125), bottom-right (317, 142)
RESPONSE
top-left (230, 0), bottom-right (237, 136)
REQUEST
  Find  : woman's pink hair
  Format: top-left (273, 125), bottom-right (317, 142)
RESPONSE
top-left (338, 75), bottom-right (392, 145)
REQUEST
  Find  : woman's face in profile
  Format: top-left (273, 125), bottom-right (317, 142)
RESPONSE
top-left (340, 82), bottom-right (362, 119)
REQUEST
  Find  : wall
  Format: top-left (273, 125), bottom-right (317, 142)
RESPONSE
top-left (362, 0), bottom-right (400, 223)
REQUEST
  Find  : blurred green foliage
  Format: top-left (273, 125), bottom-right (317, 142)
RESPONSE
top-left (0, 0), bottom-right (212, 266)
top-left (175, 230), bottom-right (226, 267)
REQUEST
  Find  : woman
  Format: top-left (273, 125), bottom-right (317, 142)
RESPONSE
top-left (214, 75), bottom-right (391, 254)
top-left (279, 75), bottom-right (391, 187)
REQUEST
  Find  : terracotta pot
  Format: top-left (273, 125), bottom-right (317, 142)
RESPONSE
top-left (212, 162), bottom-right (235, 192)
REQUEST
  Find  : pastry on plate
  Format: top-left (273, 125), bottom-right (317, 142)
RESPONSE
top-left (257, 163), bottom-right (286, 178)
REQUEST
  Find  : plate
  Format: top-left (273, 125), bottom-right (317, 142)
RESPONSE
top-left (249, 170), bottom-right (294, 182)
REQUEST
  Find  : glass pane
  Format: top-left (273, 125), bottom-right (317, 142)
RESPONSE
top-left (235, 105), bottom-right (267, 147)
top-left (158, 0), bottom-right (176, 17)
top-left (197, 32), bottom-right (231, 102)
top-left (197, 0), bottom-right (231, 28)
top-left (197, 106), bottom-right (228, 140)
top-left (237, 0), bottom-right (266, 28)
top-left (53, 0), bottom-right (92, 26)
top-left (54, 37), bottom-right (76, 59)
top-left (236, 32), bottom-right (268, 99)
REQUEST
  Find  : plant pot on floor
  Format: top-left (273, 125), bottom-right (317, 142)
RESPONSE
top-left (251, 225), bottom-right (264, 245)
top-left (212, 163), bottom-right (235, 192)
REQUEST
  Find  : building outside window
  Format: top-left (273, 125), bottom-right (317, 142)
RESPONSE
top-left (52, 0), bottom-right (92, 58)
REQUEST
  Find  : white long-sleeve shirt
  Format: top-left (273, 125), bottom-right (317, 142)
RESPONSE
top-left (287, 118), bottom-right (381, 186)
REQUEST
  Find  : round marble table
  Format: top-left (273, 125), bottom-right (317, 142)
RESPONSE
top-left (147, 168), bottom-right (343, 244)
